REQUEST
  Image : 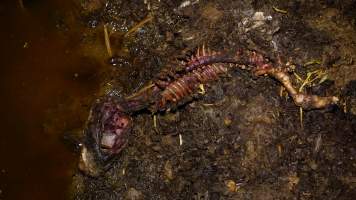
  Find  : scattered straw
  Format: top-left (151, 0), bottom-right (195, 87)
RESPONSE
top-left (273, 6), bottom-right (288, 14)
top-left (179, 134), bottom-right (183, 146)
top-left (103, 24), bottom-right (113, 57)
top-left (153, 114), bottom-right (157, 129)
top-left (125, 15), bottom-right (153, 37)
top-left (295, 69), bottom-right (328, 128)
top-left (126, 83), bottom-right (155, 100)
top-left (299, 107), bottom-right (304, 129)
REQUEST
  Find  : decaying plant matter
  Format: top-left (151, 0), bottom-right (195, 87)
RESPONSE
top-left (79, 46), bottom-right (339, 176)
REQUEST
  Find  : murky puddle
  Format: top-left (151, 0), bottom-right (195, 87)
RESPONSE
top-left (0, 0), bottom-right (108, 199)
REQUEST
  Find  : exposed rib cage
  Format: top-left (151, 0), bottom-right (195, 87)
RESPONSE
top-left (124, 46), bottom-right (239, 113)
top-left (152, 46), bottom-right (237, 111)
top-left (157, 63), bottom-right (228, 110)
top-left (154, 46), bottom-right (240, 88)
top-left (184, 46), bottom-right (235, 72)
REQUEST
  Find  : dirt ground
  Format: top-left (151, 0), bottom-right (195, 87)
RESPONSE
top-left (71, 0), bottom-right (356, 199)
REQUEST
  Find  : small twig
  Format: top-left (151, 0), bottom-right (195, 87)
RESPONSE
top-left (299, 73), bottom-right (312, 92)
top-left (103, 24), bottom-right (113, 57)
top-left (179, 134), bottom-right (183, 146)
top-left (126, 83), bottom-right (155, 100)
top-left (273, 6), bottom-right (288, 14)
top-left (299, 107), bottom-right (303, 129)
top-left (125, 15), bottom-right (153, 37)
top-left (293, 72), bottom-right (303, 83)
top-left (304, 60), bottom-right (321, 67)
top-left (153, 114), bottom-right (157, 129)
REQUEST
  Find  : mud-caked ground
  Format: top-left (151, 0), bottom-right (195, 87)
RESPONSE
top-left (72, 0), bottom-right (356, 199)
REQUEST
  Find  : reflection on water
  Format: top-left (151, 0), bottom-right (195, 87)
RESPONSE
top-left (0, 0), bottom-right (107, 199)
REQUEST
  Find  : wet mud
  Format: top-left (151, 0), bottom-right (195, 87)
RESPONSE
top-left (0, 0), bottom-right (111, 199)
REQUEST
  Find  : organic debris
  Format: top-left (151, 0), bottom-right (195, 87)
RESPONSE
top-left (72, 1), bottom-right (356, 199)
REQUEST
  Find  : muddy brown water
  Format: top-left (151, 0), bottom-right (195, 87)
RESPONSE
top-left (0, 0), bottom-right (106, 199)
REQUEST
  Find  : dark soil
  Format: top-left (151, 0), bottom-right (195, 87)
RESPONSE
top-left (72, 0), bottom-right (356, 199)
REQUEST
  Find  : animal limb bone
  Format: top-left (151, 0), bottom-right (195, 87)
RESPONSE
top-left (255, 66), bottom-right (339, 110)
